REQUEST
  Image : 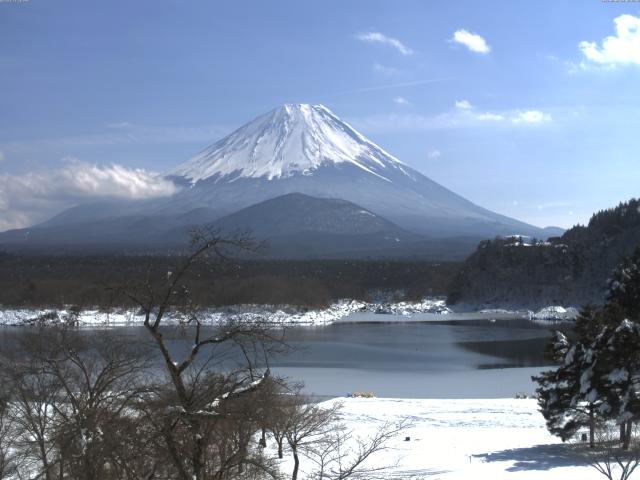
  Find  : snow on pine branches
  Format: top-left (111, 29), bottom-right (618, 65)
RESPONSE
top-left (534, 246), bottom-right (640, 449)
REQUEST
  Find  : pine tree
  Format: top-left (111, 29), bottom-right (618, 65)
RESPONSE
top-left (594, 319), bottom-right (640, 449)
top-left (534, 333), bottom-right (602, 447)
top-left (606, 246), bottom-right (640, 321)
top-left (535, 246), bottom-right (640, 448)
top-left (574, 304), bottom-right (606, 344)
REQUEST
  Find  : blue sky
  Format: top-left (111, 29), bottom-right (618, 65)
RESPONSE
top-left (1, 0), bottom-right (639, 231)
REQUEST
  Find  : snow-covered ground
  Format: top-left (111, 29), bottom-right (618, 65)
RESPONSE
top-left (280, 397), bottom-right (600, 479)
top-left (0, 299), bottom-right (450, 327)
top-left (0, 299), bottom-right (578, 327)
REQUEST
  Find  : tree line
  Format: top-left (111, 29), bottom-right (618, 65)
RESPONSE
top-left (0, 250), bottom-right (459, 310)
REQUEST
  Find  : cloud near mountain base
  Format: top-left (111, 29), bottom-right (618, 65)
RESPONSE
top-left (0, 159), bottom-right (178, 231)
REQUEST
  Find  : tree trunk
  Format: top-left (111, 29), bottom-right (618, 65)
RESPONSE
top-left (621, 422), bottom-right (627, 445)
top-left (623, 420), bottom-right (633, 450)
top-left (191, 423), bottom-right (204, 480)
top-left (38, 437), bottom-right (52, 480)
top-left (238, 437), bottom-right (248, 474)
top-left (278, 440), bottom-right (283, 459)
top-left (589, 407), bottom-right (595, 448)
top-left (291, 446), bottom-right (299, 480)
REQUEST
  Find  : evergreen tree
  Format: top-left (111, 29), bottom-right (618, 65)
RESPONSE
top-left (574, 304), bottom-right (607, 344)
top-left (534, 332), bottom-right (602, 447)
top-left (606, 246), bottom-right (640, 321)
top-left (596, 319), bottom-right (640, 449)
top-left (535, 245), bottom-right (640, 448)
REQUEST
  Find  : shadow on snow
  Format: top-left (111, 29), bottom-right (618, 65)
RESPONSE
top-left (474, 443), bottom-right (591, 472)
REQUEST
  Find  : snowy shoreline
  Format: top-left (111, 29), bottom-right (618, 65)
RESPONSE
top-left (0, 298), bottom-right (578, 327)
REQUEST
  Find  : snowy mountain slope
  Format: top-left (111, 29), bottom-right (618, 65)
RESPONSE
top-left (169, 103), bottom-right (413, 183)
top-left (164, 103), bottom-right (547, 238)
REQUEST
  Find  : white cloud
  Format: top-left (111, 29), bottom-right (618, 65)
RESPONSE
top-left (459, 102), bottom-right (550, 124)
top-left (0, 159), bottom-right (179, 231)
top-left (579, 14), bottom-right (640, 67)
top-left (476, 112), bottom-right (505, 122)
top-left (427, 149), bottom-right (441, 160)
top-left (355, 31), bottom-right (413, 56)
top-left (394, 96), bottom-right (410, 105)
top-left (106, 121), bottom-right (133, 129)
top-left (373, 62), bottom-right (400, 76)
top-left (329, 77), bottom-right (455, 96)
top-left (512, 110), bottom-right (552, 124)
top-left (349, 101), bottom-right (553, 132)
top-left (455, 99), bottom-right (473, 110)
top-left (452, 29), bottom-right (491, 54)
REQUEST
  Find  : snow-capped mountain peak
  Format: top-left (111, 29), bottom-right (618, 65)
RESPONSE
top-left (170, 103), bottom-right (410, 183)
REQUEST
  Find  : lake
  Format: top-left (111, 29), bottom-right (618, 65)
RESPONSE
top-left (271, 318), bottom-right (554, 398)
top-left (0, 315), bottom-right (556, 399)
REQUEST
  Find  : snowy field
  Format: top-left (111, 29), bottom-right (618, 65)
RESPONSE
top-left (284, 397), bottom-right (601, 479)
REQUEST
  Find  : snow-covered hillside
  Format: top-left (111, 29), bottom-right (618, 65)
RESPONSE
top-left (170, 103), bottom-right (413, 183)
top-left (162, 103), bottom-right (548, 238)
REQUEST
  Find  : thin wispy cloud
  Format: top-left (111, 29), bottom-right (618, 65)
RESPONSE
top-left (328, 77), bottom-right (455, 97)
top-left (579, 14), bottom-right (640, 67)
top-left (451, 29), bottom-right (491, 54)
top-left (373, 62), bottom-right (400, 76)
top-left (355, 31), bottom-right (414, 56)
top-left (394, 96), bottom-right (410, 106)
top-left (427, 149), bottom-right (442, 160)
top-left (0, 158), bottom-right (179, 231)
top-left (455, 99), bottom-right (473, 110)
top-left (457, 101), bottom-right (550, 124)
top-left (0, 150), bottom-right (4, 164)
top-left (350, 101), bottom-right (552, 133)
top-left (475, 112), bottom-right (505, 122)
top-left (512, 110), bottom-right (552, 124)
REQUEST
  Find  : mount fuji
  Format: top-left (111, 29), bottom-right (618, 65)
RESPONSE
top-left (0, 104), bottom-right (559, 258)
top-left (164, 103), bottom-right (545, 238)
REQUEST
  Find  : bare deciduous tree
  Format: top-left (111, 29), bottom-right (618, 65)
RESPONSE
top-left (577, 422), bottom-right (640, 480)
top-left (0, 327), bottom-right (157, 480)
top-left (120, 227), bottom-right (287, 480)
top-left (0, 393), bottom-right (18, 479)
top-left (266, 387), bottom-right (409, 480)
top-left (305, 417), bottom-right (408, 480)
